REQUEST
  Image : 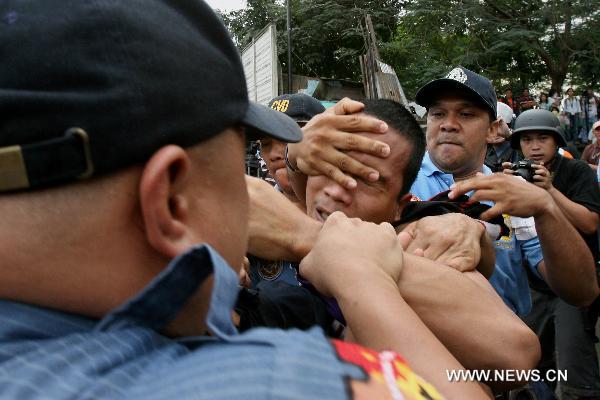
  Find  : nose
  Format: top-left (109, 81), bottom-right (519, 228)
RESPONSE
top-left (323, 180), bottom-right (352, 206)
top-left (529, 138), bottom-right (542, 149)
top-left (440, 112), bottom-right (459, 132)
top-left (268, 141), bottom-right (286, 163)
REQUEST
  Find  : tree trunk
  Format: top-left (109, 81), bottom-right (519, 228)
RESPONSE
top-left (550, 72), bottom-right (566, 96)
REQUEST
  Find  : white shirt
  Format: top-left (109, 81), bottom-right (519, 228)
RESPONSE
top-left (562, 97), bottom-right (581, 115)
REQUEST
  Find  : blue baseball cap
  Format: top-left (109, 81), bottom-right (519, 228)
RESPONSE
top-left (416, 66), bottom-right (497, 120)
top-left (268, 93), bottom-right (325, 124)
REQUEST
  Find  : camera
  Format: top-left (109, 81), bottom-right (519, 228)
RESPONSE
top-left (509, 159), bottom-right (536, 182)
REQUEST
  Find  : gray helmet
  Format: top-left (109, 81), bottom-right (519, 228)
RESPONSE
top-left (510, 109), bottom-right (566, 149)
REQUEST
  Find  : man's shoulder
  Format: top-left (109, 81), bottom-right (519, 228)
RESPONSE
top-left (0, 318), bottom-right (444, 400)
top-left (558, 156), bottom-right (595, 180)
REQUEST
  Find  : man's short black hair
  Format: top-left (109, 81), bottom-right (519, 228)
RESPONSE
top-left (361, 99), bottom-right (425, 196)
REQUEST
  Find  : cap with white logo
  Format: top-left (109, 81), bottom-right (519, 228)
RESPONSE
top-left (415, 66), bottom-right (497, 120)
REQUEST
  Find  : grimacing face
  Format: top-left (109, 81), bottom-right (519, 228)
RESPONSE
top-left (259, 137), bottom-right (293, 194)
top-left (306, 125), bottom-right (411, 224)
top-left (426, 94), bottom-right (496, 178)
top-left (519, 131), bottom-right (558, 166)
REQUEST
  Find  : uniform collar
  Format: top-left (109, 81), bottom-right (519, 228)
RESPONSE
top-left (97, 244), bottom-right (239, 338)
top-left (0, 244), bottom-right (240, 341)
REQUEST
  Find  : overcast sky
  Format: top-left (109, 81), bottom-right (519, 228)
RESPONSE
top-left (206, 0), bottom-right (246, 12)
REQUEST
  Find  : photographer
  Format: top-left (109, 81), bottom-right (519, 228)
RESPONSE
top-left (504, 109), bottom-right (600, 400)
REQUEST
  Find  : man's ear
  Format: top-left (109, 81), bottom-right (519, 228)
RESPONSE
top-left (486, 118), bottom-right (500, 144)
top-left (487, 118), bottom-right (502, 144)
top-left (394, 193), bottom-right (413, 220)
top-left (139, 145), bottom-right (196, 259)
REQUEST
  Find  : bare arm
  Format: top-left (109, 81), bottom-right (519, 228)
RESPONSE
top-left (518, 161), bottom-right (600, 234)
top-left (547, 186), bottom-right (600, 234)
top-left (300, 214), bottom-right (490, 399)
top-left (533, 200), bottom-right (598, 306)
top-left (246, 188), bottom-right (536, 379)
top-left (397, 253), bottom-right (539, 387)
top-left (450, 173), bottom-right (599, 306)
top-left (246, 175), bottom-right (319, 261)
top-left (478, 232), bottom-right (496, 278)
top-left (340, 277), bottom-right (491, 399)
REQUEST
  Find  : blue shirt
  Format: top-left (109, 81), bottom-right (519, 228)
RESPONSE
top-left (410, 152), bottom-right (544, 315)
top-left (0, 245), bottom-right (364, 399)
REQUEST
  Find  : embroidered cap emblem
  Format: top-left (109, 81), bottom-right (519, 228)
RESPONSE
top-left (446, 67), bottom-right (468, 84)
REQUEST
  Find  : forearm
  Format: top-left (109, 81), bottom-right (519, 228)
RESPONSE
top-left (396, 254), bottom-right (539, 377)
top-left (246, 175), bottom-right (320, 261)
top-left (476, 232), bottom-right (495, 278)
top-left (337, 277), bottom-right (489, 399)
top-left (247, 215), bottom-right (320, 262)
top-left (535, 201), bottom-right (599, 305)
top-left (547, 186), bottom-right (600, 234)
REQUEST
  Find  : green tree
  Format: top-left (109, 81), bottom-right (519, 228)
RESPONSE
top-left (382, 0), bottom-right (600, 97)
top-left (218, 0), bottom-right (284, 49)
top-left (221, 0), bottom-right (402, 81)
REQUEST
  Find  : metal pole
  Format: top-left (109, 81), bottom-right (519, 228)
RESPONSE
top-left (286, 0), bottom-right (292, 93)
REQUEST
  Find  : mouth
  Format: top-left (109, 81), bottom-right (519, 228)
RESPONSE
top-left (314, 206), bottom-right (332, 223)
top-left (437, 141), bottom-right (462, 147)
top-left (270, 161), bottom-right (286, 171)
top-left (528, 154), bottom-right (544, 162)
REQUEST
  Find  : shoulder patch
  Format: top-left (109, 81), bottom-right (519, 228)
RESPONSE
top-left (331, 340), bottom-right (444, 400)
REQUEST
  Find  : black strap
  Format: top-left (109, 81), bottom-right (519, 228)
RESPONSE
top-left (0, 127), bottom-right (93, 191)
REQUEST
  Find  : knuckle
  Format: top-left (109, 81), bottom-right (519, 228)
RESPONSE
top-left (371, 141), bottom-right (381, 153)
top-left (338, 156), bottom-right (348, 170)
top-left (360, 166), bottom-right (373, 178)
top-left (345, 134), bottom-right (358, 148)
top-left (348, 115), bottom-right (360, 128)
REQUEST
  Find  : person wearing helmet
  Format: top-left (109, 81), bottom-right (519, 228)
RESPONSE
top-left (506, 109), bottom-right (600, 400)
top-left (484, 101), bottom-right (522, 172)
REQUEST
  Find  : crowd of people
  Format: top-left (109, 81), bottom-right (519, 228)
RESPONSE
top-left (0, 1), bottom-right (599, 400)
top-left (499, 87), bottom-right (600, 146)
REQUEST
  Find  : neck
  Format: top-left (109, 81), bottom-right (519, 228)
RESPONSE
top-left (546, 153), bottom-right (559, 172)
top-left (453, 169), bottom-right (480, 182)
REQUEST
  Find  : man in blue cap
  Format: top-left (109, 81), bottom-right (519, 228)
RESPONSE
top-left (405, 66), bottom-right (597, 315)
top-left (284, 66), bottom-right (597, 314)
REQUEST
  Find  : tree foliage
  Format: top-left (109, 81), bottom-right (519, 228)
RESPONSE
top-left (220, 0), bottom-right (599, 98)
top-left (381, 0), bottom-right (600, 98)
top-left (221, 0), bottom-right (402, 80)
